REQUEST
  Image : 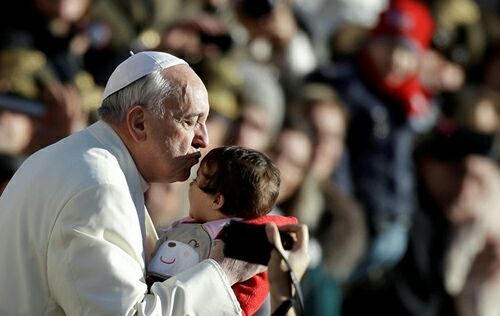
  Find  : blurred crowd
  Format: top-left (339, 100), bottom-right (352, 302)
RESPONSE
top-left (0, 0), bottom-right (499, 315)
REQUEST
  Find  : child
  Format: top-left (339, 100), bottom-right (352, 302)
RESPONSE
top-left (147, 146), bottom-right (297, 315)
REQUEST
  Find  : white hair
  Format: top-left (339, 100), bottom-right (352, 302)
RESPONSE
top-left (98, 70), bottom-right (179, 124)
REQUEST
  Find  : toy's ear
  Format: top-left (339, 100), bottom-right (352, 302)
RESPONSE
top-left (212, 193), bottom-right (224, 210)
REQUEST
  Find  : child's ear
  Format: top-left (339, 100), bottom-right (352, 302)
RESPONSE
top-left (212, 193), bottom-right (224, 210)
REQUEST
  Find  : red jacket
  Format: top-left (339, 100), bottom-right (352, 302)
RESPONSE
top-left (230, 215), bottom-right (298, 316)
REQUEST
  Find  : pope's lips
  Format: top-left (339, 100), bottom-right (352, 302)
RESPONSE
top-left (186, 151), bottom-right (202, 162)
top-left (187, 151), bottom-right (202, 158)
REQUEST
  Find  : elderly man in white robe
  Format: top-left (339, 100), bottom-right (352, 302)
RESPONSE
top-left (0, 51), bottom-right (296, 315)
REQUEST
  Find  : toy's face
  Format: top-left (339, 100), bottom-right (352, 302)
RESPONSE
top-left (148, 239), bottom-right (201, 277)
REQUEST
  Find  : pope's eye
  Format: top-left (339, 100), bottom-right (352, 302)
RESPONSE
top-left (184, 119), bottom-right (198, 127)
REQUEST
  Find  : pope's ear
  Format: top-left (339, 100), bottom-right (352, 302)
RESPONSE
top-left (212, 193), bottom-right (225, 210)
top-left (126, 105), bottom-right (147, 142)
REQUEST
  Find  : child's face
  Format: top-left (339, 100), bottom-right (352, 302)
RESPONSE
top-left (188, 165), bottom-right (219, 222)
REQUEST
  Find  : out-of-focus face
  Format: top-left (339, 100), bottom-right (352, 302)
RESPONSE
top-left (201, 114), bottom-right (231, 156)
top-left (471, 98), bottom-right (499, 134)
top-left (140, 66), bottom-right (209, 183)
top-left (367, 37), bottom-right (420, 85)
top-left (35, 0), bottom-right (91, 22)
top-left (310, 102), bottom-right (346, 181)
top-left (0, 109), bottom-right (34, 155)
top-left (271, 129), bottom-right (313, 203)
top-left (231, 104), bottom-right (273, 151)
top-left (419, 158), bottom-right (467, 222)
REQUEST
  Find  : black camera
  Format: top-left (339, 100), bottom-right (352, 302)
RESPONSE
top-left (415, 127), bottom-right (498, 163)
top-left (239, 0), bottom-right (278, 18)
top-left (220, 221), bottom-right (294, 265)
top-left (199, 32), bottom-right (233, 53)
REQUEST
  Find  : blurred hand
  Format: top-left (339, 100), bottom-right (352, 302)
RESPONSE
top-left (264, 3), bottom-right (297, 48)
top-left (238, 1), bottom-right (297, 48)
top-left (266, 223), bottom-right (309, 304)
top-left (210, 239), bottom-right (267, 285)
top-left (33, 81), bottom-right (87, 149)
top-left (157, 15), bottom-right (230, 61)
top-left (448, 155), bottom-right (500, 227)
top-left (456, 238), bottom-right (500, 316)
top-left (445, 156), bottom-right (500, 312)
top-left (420, 50), bottom-right (464, 94)
top-left (468, 238), bottom-right (500, 282)
top-left (42, 82), bottom-right (87, 133)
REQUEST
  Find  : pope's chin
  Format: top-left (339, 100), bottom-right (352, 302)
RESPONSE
top-left (165, 153), bottom-right (201, 182)
top-left (173, 169), bottom-right (193, 182)
top-left (172, 162), bottom-right (200, 182)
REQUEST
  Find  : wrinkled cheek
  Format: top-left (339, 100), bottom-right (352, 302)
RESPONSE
top-left (162, 138), bottom-right (177, 157)
top-left (164, 132), bottom-right (192, 157)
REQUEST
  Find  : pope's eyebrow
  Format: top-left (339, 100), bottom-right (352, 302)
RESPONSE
top-left (183, 113), bottom-right (202, 120)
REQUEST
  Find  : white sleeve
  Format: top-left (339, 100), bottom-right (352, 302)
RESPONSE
top-left (47, 184), bottom-right (242, 315)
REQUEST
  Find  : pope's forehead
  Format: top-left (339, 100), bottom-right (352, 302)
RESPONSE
top-left (163, 67), bottom-right (207, 99)
top-left (161, 68), bottom-right (208, 111)
top-left (160, 65), bottom-right (204, 87)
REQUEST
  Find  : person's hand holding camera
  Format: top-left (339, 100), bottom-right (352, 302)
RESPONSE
top-left (209, 239), bottom-right (268, 285)
top-left (266, 222), bottom-right (310, 312)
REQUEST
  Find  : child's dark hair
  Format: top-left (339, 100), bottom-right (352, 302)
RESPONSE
top-left (198, 146), bottom-right (280, 218)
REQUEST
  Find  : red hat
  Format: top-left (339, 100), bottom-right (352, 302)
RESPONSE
top-left (371, 0), bottom-right (434, 51)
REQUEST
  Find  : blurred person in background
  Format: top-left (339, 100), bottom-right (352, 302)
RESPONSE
top-left (442, 85), bottom-right (500, 136)
top-left (293, 0), bottom-right (388, 64)
top-left (269, 113), bottom-right (366, 315)
top-left (429, 0), bottom-right (487, 74)
top-left (307, 0), bottom-right (438, 281)
top-left (227, 61), bottom-right (285, 152)
top-left (145, 182), bottom-right (187, 231)
top-left (418, 49), bottom-right (465, 96)
top-left (233, 0), bottom-right (318, 94)
top-left (0, 93), bottom-right (43, 156)
top-left (290, 84), bottom-right (367, 283)
top-left (0, 0), bottom-right (92, 81)
top-left (292, 83), bottom-right (349, 188)
top-left (0, 0), bottom-right (110, 89)
top-left (343, 121), bottom-right (500, 316)
top-left (0, 46), bottom-right (92, 154)
top-left (155, 14), bottom-right (236, 75)
top-left (476, 0), bottom-right (500, 44)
